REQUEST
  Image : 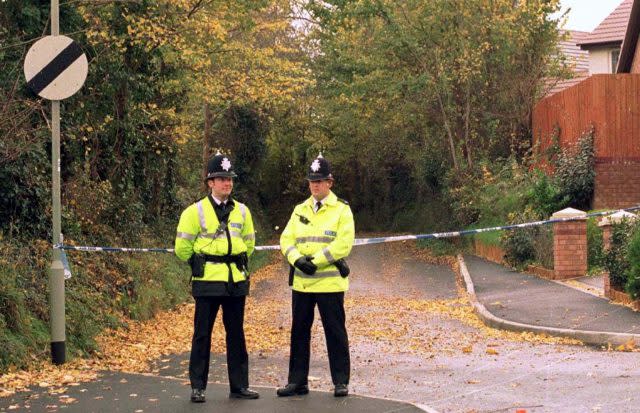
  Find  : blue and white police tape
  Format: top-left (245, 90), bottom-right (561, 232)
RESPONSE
top-left (53, 244), bottom-right (282, 253)
top-left (54, 205), bottom-right (640, 256)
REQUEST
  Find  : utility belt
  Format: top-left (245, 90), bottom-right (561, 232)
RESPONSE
top-left (189, 252), bottom-right (248, 278)
top-left (288, 258), bottom-right (350, 286)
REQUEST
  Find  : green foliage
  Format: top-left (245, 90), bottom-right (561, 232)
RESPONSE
top-left (0, 235), bottom-right (190, 371)
top-left (417, 238), bottom-right (462, 257)
top-left (447, 131), bottom-right (595, 270)
top-left (0, 0), bottom-right (575, 369)
top-left (445, 158), bottom-right (560, 229)
top-left (587, 218), bottom-right (604, 270)
top-left (302, 0), bottom-right (564, 228)
top-left (526, 171), bottom-right (568, 217)
top-left (603, 220), bottom-right (639, 290)
top-left (625, 228), bottom-right (640, 299)
top-left (553, 130), bottom-right (595, 210)
top-left (0, 1), bottom-right (55, 239)
top-left (501, 209), bottom-right (538, 269)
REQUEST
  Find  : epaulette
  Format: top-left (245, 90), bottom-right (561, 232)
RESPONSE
top-left (337, 198), bottom-right (349, 205)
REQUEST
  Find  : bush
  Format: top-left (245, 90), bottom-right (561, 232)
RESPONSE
top-left (587, 218), bottom-right (604, 270)
top-left (602, 219), bottom-right (639, 290)
top-left (501, 208), bottom-right (539, 269)
top-left (531, 225), bottom-right (554, 269)
top-left (553, 130), bottom-right (595, 210)
top-left (0, 234), bottom-right (190, 371)
top-left (625, 228), bottom-right (640, 299)
top-left (499, 206), bottom-right (554, 270)
top-left (526, 171), bottom-right (568, 218)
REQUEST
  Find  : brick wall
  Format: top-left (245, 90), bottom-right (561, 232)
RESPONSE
top-left (593, 160), bottom-right (640, 209)
top-left (473, 239), bottom-right (505, 264)
top-left (553, 220), bottom-right (587, 280)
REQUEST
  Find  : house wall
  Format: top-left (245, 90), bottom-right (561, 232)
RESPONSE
top-left (589, 47), bottom-right (616, 74)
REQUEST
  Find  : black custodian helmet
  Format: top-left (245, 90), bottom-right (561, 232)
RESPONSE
top-left (205, 153), bottom-right (237, 180)
top-left (306, 153), bottom-right (333, 181)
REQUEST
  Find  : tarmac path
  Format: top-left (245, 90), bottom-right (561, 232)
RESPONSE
top-left (2, 242), bottom-right (640, 412)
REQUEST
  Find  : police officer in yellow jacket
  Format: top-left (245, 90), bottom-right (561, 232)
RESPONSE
top-left (175, 153), bottom-right (259, 403)
top-left (277, 153), bottom-right (355, 398)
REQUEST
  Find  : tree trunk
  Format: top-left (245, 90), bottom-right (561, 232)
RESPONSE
top-left (203, 103), bottom-right (212, 191)
top-left (464, 82), bottom-right (473, 168)
top-left (436, 89), bottom-right (459, 170)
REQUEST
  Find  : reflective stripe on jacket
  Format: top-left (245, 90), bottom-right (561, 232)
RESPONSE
top-left (280, 191), bottom-right (355, 293)
top-left (175, 197), bottom-right (255, 283)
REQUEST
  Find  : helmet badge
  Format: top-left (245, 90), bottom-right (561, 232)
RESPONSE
top-left (310, 159), bottom-right (321, 172)
top-left (221, 158), bottom-right (232, 171)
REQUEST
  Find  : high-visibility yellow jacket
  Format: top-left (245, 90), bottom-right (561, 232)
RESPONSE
top-left (280, 191), bottom-right (355, 293)
top-left (175, 197), bottom-right (255, 285)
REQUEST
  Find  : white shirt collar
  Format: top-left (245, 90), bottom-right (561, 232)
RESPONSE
top-left (312, 196), bottom-right (327, 212)
top-left (211, 195), bottom-right (229, 206)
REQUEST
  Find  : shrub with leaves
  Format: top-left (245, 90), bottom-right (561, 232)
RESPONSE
top-left (625, 227), bottom-right (640, 299)
top-left (587, 218), bottom-right (604, 270)
top-left (526, 170), bottom-right (568, 218)
top-left (603, 219), bottom-right (639, 290)
top-left (501, 208), bottom-right (541, 269)
top-left (553, 130), bottom-right (595, 210)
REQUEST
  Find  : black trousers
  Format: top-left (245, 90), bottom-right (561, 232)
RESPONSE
top-left (189, 296), bottom-right (248, 391)
top-left (288, 291), bottom-right (350, 385)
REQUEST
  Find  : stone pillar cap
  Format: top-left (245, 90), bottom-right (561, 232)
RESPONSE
top-left (551, 207), bottom-right (587, 220)
top-left (598, 210), bottom-right (638, 226)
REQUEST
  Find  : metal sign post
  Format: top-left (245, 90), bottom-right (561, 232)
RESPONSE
top-left (23, 0), bottom-right (88, 365)
top-left (50, 0), bottom-right (65, 366)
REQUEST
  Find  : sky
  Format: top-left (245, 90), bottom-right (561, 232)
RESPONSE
top-left (556, 0), bottom-right (625, 32)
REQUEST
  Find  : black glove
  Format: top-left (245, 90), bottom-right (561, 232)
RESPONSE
top-left (294, 256), bottom-right (317, 275)
top-left (334, 259), bottom-right (350, 277)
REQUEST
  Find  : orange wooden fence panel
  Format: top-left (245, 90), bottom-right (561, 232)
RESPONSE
top-left (532, 74), bottom-right (640, 159)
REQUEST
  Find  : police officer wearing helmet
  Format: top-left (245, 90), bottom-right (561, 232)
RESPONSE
top-left (174, 153), bottom-right (259, 403)
top-left (277, 153), bottom-right (355, 398)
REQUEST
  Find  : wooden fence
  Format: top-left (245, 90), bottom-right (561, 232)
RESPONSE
top-left (532, 74), bottom-right (640, 159)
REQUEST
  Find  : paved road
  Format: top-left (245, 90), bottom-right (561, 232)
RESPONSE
top-left (3, 243), bottom-right (640, 413)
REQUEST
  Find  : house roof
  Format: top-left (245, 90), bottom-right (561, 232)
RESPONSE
top-left (544, 31), bottom-right (590, 97)
top-left (578, 0), bottom-right (633, 48)
top-left (617, 0), bottom-right (640, 72)
top-left (560, 30), bottom-right (589, 72)
top-left (545, 71), bottom-right (589, 97)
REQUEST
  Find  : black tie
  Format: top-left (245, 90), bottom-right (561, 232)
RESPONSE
top-left (316, 201), bottom-right (322, 212)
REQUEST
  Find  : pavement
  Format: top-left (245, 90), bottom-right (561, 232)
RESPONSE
top-left (460, 254), bottom-right (640, 346)
top-left (0, 371), bottom-right (430, 412)
top-left (5, 249), bottom-right (640, 412)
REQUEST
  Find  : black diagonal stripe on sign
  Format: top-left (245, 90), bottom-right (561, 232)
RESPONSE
top-left (26, 41), bottom-right (84, 96)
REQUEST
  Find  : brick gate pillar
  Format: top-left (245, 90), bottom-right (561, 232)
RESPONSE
top-left (598, 210), bottom-right (638, 250)
top-left (551, 208), bottom-right (587, 280)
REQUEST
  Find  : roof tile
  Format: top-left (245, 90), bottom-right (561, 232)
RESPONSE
top-left (579, 0), bottom-right (633, 46)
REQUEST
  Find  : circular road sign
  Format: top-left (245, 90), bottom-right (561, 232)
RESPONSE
top-left (23, 35), bottom-right (88, 101)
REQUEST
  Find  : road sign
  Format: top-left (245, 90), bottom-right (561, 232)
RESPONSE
top-left (23, 35), bottom-right (88, 100)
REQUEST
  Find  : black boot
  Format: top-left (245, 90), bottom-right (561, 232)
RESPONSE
top-left (229, 388), bottom-right (260, 399)
top-left (334, 384), bottom-right (348, 397)
top-left (190, 388), bottom-right (206, 403)
top-left (276, 383), bottom-right (309, 397)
